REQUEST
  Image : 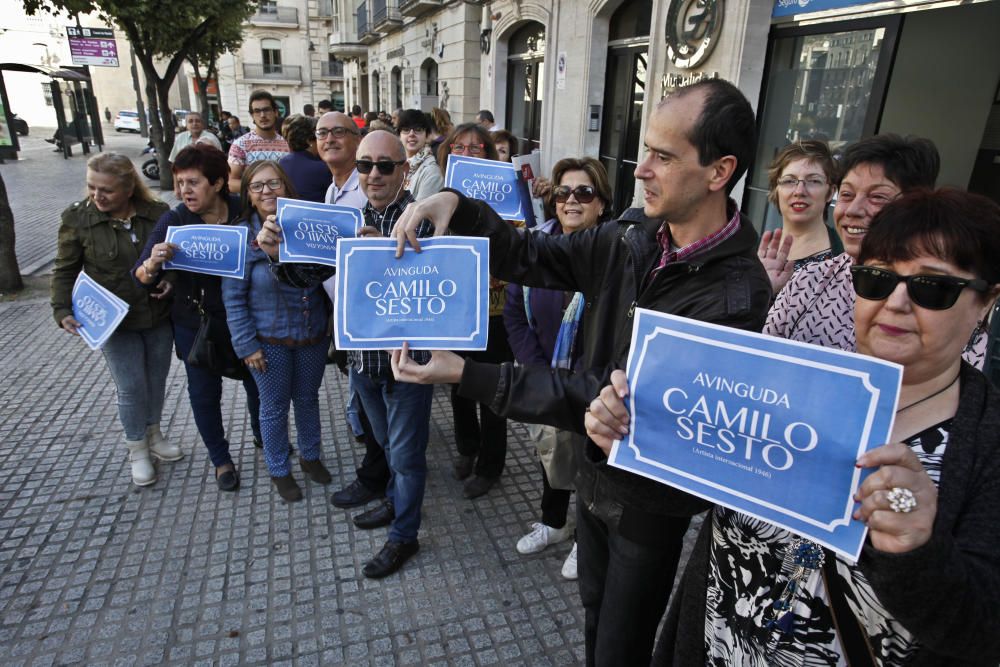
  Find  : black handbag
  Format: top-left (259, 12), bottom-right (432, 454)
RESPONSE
top-left (187, 288), bottom-right (249, 381)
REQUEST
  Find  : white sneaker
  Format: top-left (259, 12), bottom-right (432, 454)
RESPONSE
top-left (516, 522), bottom-right (573, 555)
top-left (561, 542), bottom-right (578, 580)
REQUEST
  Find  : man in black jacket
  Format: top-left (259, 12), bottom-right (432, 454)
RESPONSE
top-left (390, 79), bottom-right (772, 666)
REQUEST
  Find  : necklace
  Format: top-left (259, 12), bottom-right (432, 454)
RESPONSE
top-left (898, 373), bottom-right (960, 413)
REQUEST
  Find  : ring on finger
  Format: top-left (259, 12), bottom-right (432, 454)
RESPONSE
top-left (887, 487), bottom-right (917, 513)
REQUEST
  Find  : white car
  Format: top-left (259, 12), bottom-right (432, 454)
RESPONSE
top-left (114, 110), bottom-right (141, 133)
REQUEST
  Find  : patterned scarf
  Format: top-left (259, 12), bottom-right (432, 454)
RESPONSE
top-left (524, 288), bottom-right (584, 370)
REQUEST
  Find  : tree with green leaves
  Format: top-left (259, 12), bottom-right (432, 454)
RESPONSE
top-left (187, 20), bottom-right (247, 123)
top-left (23, 0), bottom-right (258, 188)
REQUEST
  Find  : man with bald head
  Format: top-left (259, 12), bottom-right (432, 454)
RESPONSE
top-left (346, 130), bottom-right (435, 578)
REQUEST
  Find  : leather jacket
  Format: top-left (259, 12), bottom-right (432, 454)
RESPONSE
top-left (450, 191), bottom-right (772, 517)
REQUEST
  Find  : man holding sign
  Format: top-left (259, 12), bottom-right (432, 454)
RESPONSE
top-left (390, 80), bottom-right (772, 665)
top-left (258, 131), bottom-right (435, 578)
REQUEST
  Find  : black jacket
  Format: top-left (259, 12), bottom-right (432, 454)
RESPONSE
top-left (450, 192), bottom-right (772, 516)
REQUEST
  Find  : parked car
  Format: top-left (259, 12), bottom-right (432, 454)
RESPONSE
top-left (114, 110), bottom-right (141, 133)
top-left (10, 114), bottom-right (28, 136)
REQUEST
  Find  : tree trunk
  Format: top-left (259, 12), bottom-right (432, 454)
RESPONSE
top-left (156, 78), bottom-right (177, 191)
top-left (0, 172), bottom-right (24, 293)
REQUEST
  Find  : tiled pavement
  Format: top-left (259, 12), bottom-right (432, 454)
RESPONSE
top-left (0, 132), bottom-right (700, 665)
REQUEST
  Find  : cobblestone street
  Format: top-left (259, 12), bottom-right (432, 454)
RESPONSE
top-left (0, 133), bottom-right (698, 666)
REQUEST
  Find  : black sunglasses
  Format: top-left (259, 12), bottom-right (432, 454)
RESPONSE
top-left (355, 159), bottom-right (406, 175)
top-left (850, 265), bottom-right (990, 310)
top-left (553, 185), bottom-right (597, 204)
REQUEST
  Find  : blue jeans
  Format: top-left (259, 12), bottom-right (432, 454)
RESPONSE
top-left (350, 368), bottom-right (433, 543)
top-left (249, 339), bottom-right (329, 477)
top-left (173, 323), bottom-right (261, 468)
top-left (100, 322), bottom-right (174, 441)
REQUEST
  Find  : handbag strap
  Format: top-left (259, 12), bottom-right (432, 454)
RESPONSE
top-left (822, 551), bottom-right (877, 667)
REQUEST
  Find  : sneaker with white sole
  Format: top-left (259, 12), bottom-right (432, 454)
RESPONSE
top-left (516, 522), bottom-right (574, 555)
top-left (561, 542), bottom-right (578, 580)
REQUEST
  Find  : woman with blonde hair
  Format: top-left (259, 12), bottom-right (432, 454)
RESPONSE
top-left (51, 152), bottom-right (179, 487)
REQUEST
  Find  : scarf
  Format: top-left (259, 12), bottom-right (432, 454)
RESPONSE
top-left (524, 287), bottom-right (584, 370)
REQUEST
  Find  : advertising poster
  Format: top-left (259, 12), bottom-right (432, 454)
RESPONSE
top-left (163, 225), bottom-right (248, 279)
top-left (334, 237), bottom-right (489, 351)
top-left (276, 197), bottom-right (363, 267)
top-left (608, 309), bottom-right (902, 561)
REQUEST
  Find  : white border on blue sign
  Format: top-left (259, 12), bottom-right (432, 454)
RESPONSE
top-left (609, 308), bottom-right (901, 562)
top-left (71, 271), bottom-right (130, 351)
top-left (444, 154), bottom-right (525, 222)
top-left (276, 198), bottom-right (363, 267)
top-left (336, 238), bottom-right (486, 348)
top-left (163, 224), bottom-right (248, 279)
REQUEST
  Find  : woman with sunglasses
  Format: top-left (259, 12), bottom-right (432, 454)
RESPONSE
top-left (436, 124), bottom-right (514, 498)
top-left (758, 140), bottom-right (841, 294)
top-left (503, 157), bottom-right (612, 579)
top-left (134, 144), bottom-right (262, 492)
top-left (221, 161), bottom-right (332, 502)
top-left (645, 188), bottom-right (1000, 666)
top-left (764, 134), bottom-right (987, 366)
top-left (397, 109), bottom-right (443, 201)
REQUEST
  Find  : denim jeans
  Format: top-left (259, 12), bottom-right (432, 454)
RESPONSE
top-left (350, 368), bottom-right (433, 543)
top-left (173, 323), bottom-right (261, 468)
top-left (249, 339), bottom-right (328, 477)
top-left (100, 322), bottom-right (174, 441)
top-left (576, 502), bottom-right (691, 667)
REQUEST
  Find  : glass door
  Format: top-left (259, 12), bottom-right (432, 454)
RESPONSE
top-left (600, 44), bottom-right (647, 215)
top-left (505, 22), bottom-right (545, 156)
top-left (745, 17), bottom-right (901, 233)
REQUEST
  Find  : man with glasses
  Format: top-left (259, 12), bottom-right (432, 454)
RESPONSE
top-left (315, 111), bottom-right (365, 210)
top-left (390, 79), bottom-right (772, 665)
top-left (228, 90), bottom-right (289, 192)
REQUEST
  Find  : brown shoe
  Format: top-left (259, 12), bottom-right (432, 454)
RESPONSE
top-left (271, 474), bottom-right (303, 502)
top-left (300, 458), bottom-right (331, 484)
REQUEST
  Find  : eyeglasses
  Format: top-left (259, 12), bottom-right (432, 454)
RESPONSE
top-left (777, 177), bottom-right (828, 191)
top-left (450, 143), bottom-right (485, 156)
top-left (315, 126), bottom-right (358, 139)
top-left (248, 178), bottom-right (283, 193)
top-left (250, 107), bottom-right (275, 116)
top-left (850, 265), bottom-right (990, 310)
top-left (355, 159), bottom-right (406, 175)
top-left (553, 185), bottom-right (598, 204)
top-left (399, 127), bottom-right (425, 135)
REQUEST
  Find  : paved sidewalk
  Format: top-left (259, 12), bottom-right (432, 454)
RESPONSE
top-left (0, 136), bottom-right (701, 665)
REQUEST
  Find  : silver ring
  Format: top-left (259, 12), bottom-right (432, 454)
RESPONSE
top-left (158, 250), bottom-right (165, 257)
top-left (887, 487), bottom-right (917, 513)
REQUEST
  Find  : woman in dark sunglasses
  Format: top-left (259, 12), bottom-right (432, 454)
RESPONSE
top-left (648, 188), bottom-right (1000, 666)
top-left (503, 157), bottom-right (612, 579)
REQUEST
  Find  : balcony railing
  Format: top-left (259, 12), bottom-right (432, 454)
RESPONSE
top-left (356, 2), bottom-right (370, 39)
top-left (250, 7), bottom-right (299, 25)
top-left (399, 0), bottom-right (441, 17)
top-left (320, 61), bottom-right (345, 78)
top-left (372, 0), bottom-right (402, 28)
top-left (242, 63), bottom-right (302, 81)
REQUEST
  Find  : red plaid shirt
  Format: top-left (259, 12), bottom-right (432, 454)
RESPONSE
top-left (650, 200), bottom-right (741, 277)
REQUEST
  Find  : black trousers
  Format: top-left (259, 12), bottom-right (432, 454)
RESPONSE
top-left (576, 501), bottom-right (691, 667)
top-left (354, 402), bottom-right (391, 493)
top-left (451, 315), bottom-right (513, 478)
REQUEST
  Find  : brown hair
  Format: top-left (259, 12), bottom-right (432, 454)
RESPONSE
top-left (282, 114), bottom-right (316, 152)
top-left (766, 140), bottom-right (836, 205)
top-left (172, 144), bottom-right (231, 196)
top-left (237, 160), bottom-right (298, 222)
top-left (491, 129), bottom-right (519, 161)
top-left (430, 107), bottom-right (452, 136)
top-left (549, 157), bottom-right (613, 222)
top-left (86, 152), bottom-right (159, 205)
top-left (437, 123), bottom-right (498, 171)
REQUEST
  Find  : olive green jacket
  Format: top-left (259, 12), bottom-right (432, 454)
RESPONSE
top-left (50, 197), bottom-right (171, 331)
